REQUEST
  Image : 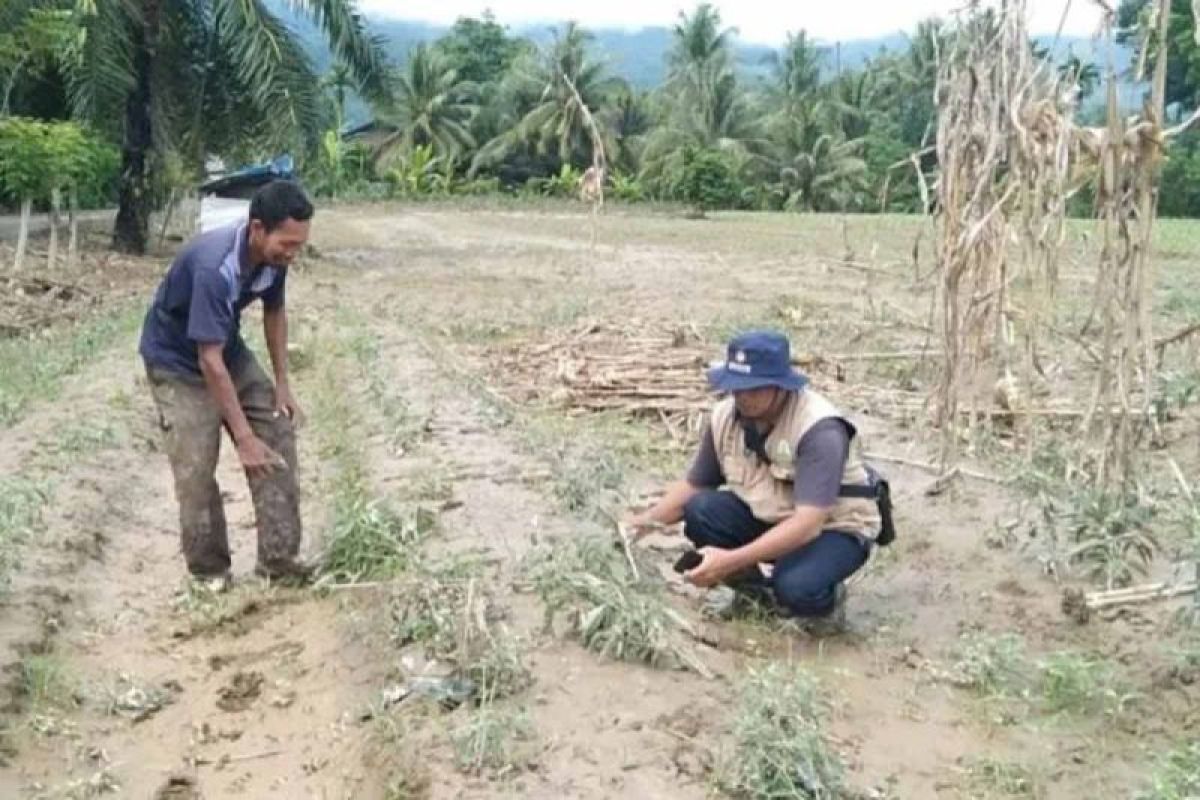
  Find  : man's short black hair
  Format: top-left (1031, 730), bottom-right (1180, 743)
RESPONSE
top-left (249, 180), bottom-right (314, 232)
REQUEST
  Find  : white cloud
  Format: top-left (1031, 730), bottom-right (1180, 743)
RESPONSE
top-left (354, 0), bottom-right (1107, 45)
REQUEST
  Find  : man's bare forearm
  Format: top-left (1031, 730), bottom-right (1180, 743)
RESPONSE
top-left (264, 307), bottom-right (289, 387)
top-left (643, 480), bottom-right (703, 526)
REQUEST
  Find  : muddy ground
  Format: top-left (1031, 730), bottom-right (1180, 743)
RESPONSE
top-left (0, 203), bottom-right (1197, 799)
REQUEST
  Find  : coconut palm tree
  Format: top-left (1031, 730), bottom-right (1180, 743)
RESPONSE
top-left (374, 44), bottom-right (476, 166)
top-left (58, 0), bottom-right (389, 253)
top-left (771, 103), bottom-right (867, 211)
top-left (769, 31), bottom-right (824, 110)
top-left (639, 5), bottom-right (764, 185)
top-left (471, 22), bottom-right (621, 176)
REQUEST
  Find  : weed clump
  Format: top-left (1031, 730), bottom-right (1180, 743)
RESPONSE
top-left (524, 535), bottom-right (709, 675)
top-left (718, 662), bottom-right (844, 799)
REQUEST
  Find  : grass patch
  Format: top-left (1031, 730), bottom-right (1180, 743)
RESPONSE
top-left (0, 306), bottom-right (140, 428)
top-left (390, 554), bottom-right (531, 702)
top-left (320, 469), bottom-right (434, 583)
top-left (49, 420), bottom-right (119, 457)
top-left (18, 654), bottom-right (77, 712)
top-left (717, 662), bottom-right (844, 800)
top-left (310, 323), bottom-right (436, 585)
top-left (169, 578), bottom-right (281, 637)
top-left (524, 535), bottom-right (709, 674)
top-left (952, 633), bottom-right (1031, 701)
top-left (347, 328), bottom-right (429, 455)
top-left (1037, 651), bottom-right (1134, 717)
top-left (961, 757), bottom-right (1044, 798)
top-left (1137, 741), bottom-right (1200, 800)
top-left (450, 704), bottom-right (537, 777)
top-left (0, 476), bottom-right (50, 591)
top-left (951, 633), bottom-right (1134, 720)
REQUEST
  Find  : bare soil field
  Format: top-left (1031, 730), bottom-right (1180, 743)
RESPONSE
top-left (1, 202), bottom-right (1197, 799)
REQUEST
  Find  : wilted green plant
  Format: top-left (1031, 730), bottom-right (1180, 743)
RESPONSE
top-left (390, 554), bottom-right (531, 701)
top-left (952, 633), bottom-right (1032, 700)
top-left (718, 662), bottom-right (844, 799)
top-left (320, 471), bottom-right (433, 583)
top-left (19, 654), bottom-right (77, 712)
top-left (1036, 651), bottom-right (1134, 717)
top-left (1137, 741), bottom-right (1200, 800)
top-left (0, 475), bottom-right (49, 590)
top-left (450, 703), bottom-right (537, 776)
top-left (524, 535), bottom-right (708, 674)
top-left (962, 757), bottom-right (1043, 798)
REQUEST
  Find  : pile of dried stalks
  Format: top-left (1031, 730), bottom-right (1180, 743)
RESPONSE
top-left (481, 321), bottom-right (717, 442)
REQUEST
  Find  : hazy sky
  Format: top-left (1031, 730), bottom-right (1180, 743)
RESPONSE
top-left (355, 1), bottom-right (1107, 45)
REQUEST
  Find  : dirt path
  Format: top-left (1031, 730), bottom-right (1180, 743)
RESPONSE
top-left (0, 312), bottom-right (398, 797)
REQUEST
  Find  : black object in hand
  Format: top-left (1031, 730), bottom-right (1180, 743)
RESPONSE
top-left (673, 550), bottom-right (703, 573)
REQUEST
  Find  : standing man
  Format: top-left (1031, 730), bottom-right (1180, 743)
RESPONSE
top-left (139, 180), bottom-right (313, 589)
top-left (626, 331), bottom-right (881, 631)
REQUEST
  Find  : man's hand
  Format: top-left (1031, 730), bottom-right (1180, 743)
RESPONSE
top-left (274, 382), bottom-right (305, 426)
top-left (684, 546), bottom-right (741, 588)
top-left (237, 434), bottom-right (287, 479)
top-left (622, 512), bottom-right (668, 542)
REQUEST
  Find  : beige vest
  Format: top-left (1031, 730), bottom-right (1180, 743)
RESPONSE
top-left (710, 389), bottom-right (881, 538)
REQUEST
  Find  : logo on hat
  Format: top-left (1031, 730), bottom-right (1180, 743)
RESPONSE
top-left (727, 349), bottom-right (753, 374)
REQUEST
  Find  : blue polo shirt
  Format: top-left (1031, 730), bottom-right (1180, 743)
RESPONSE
top-left (138, 223), bottom-right (287, 377)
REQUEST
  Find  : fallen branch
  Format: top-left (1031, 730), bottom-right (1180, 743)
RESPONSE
top-left (1085, 581), bottom-right (1198, 610)
top-left (614, 521), bottom-right (641, 581)
top-left (863, 451), bottom-right (1007, 484)
top-left (1154, 320), bottom-right (1200, 354)
top-left (797, 350), bottom-right (932, 364)
top-left (195, 748), bottom-right (285, 766)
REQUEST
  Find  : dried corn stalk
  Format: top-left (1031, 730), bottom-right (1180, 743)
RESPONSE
top-left (1078, 0), bottom-right (1170, 492)
top-left (933, 3), bottom-right (1073, 468)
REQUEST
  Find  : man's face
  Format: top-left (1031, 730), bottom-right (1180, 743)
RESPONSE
top-left (733, 386), bottom-right (779, 420)
top-left (250, 218), bottom-right (310, 266)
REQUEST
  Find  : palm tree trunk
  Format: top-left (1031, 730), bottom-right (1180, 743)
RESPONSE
top-left (48, 187), bottom-right (61, 271)
top-left (68, 185), bottom-right (79, 270)
top-left (13, 198), bottom-right (32, 271)
top-left (112, 0), bottom-right (160, 255)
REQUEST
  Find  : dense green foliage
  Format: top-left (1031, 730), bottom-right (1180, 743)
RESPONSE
top-left (7, 0), bottom-right (1200, 223)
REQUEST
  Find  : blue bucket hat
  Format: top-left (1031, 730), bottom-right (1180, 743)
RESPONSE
top-left (706, 330), bottom-right (809, 393)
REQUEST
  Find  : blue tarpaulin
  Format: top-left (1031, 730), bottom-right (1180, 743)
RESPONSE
top-left (199, 154), bottom-right (295, 197)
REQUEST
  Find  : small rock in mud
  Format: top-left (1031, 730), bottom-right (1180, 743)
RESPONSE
top-left (216, 671), bottom-right (264, 713)
top-left (1061, 587), bottom-right (1090, 624)
top-left (154, 774), bottom-right (201, 799)
top-left (208, 654), bottom-right (233, 671)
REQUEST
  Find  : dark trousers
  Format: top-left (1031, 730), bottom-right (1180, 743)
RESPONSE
top-left (682, 490), bottom-right (869, 617)
top-left (146, 355), bottom-right (302, 577)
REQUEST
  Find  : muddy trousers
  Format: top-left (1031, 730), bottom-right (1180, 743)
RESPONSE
top-left (682, 490), bottom-right (869, 617)
top-left (146, 356), bottom-right (302, 577)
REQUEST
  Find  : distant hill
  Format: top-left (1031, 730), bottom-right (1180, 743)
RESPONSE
top-left (269, 4), bottom-right (1142, 122)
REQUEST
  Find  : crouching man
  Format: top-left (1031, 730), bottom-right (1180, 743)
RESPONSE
top-left (626, 330), bottom-right (881, 631)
